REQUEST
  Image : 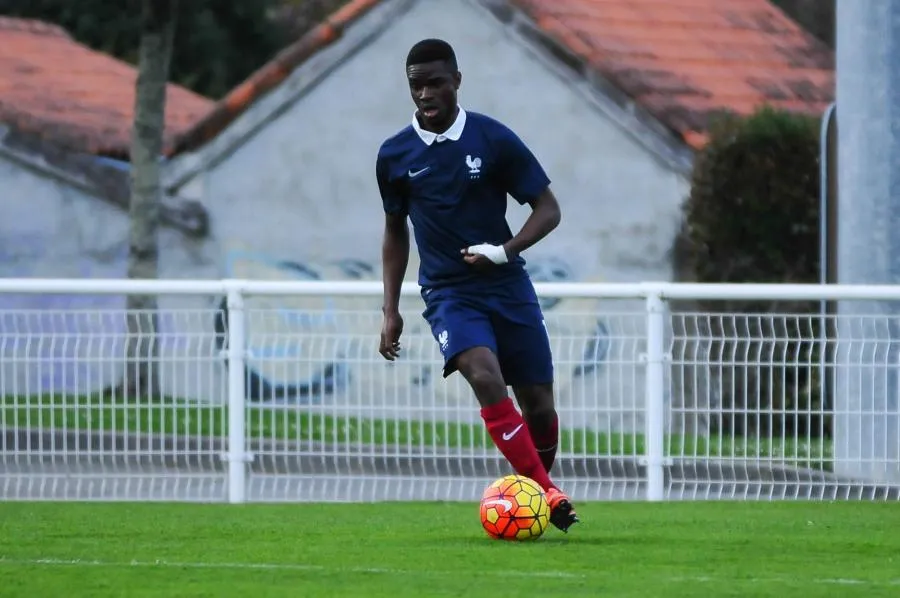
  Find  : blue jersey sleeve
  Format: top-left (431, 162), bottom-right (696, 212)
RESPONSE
top-left (376, 148), bottom-right (407, 216)
top-left (496, 126), bottom-right (551, 205)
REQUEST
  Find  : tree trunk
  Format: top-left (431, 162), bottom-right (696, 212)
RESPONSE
top-left (121, 0), bottom-right (178, 401)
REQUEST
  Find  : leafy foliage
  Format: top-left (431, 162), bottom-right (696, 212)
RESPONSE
top-left (771, 0), bottom-right (835, 48)
top-left (672, 106), bottom-right (826, 438)
top-left (675, 106), bottom-right (820, 288)
top-left (0, 0), bottom-right (350, 99)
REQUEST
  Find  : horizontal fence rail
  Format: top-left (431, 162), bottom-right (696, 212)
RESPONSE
top-left (1, 278), bottom-right (899, 503)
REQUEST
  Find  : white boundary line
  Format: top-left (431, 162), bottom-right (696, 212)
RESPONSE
top-left (0, 557), bottom-right (582, 579)
top-left (1, 557), bottom-right (899, 586)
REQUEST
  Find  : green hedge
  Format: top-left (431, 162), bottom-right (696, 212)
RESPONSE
top-left (671, 106), bottom-right (829, 438)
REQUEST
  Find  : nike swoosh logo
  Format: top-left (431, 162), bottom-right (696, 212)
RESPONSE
top-left (502, 423), bottom-right (524, 441)
top-left (483, 499), bottom-right (513, 511)
top-left (408, 167), bottom-right (430, 178)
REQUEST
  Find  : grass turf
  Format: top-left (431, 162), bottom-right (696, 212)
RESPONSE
top-left (0, 501), bottom-right (897, 597)
top-left (2, 396), bottom-right (832, 468)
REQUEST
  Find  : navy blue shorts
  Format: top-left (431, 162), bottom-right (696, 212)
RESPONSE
top-left (420, 276), bottom-right (554, 386)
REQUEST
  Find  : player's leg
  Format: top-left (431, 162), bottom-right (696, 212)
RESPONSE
top-left (492, 279), bottom-right (578, 532)
top-left (421, 288), bottom-right (556, 494)
top-left (511, 383), bottom-right (559, 473)
top-left (491, 286), bottom-right (559, 471)
top-left (509, 383), bottom-right (574, 531)
top-left (453, 347), bottom-right (559, 498)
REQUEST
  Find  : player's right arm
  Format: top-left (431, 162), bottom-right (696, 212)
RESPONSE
top-left (376, 147), bottom-right (409, 361)
top-left (380, 212), bottom-right (409, 360)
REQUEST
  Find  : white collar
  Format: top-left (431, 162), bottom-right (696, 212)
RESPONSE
top-left (411, 107), bottom-right (466, 145)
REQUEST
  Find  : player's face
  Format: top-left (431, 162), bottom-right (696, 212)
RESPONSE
top-left (406, 60), bottom-right (460, 133)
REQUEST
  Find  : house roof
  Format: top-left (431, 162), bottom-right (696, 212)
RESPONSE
top-left (169, 0), bottom-right (834, 156)
top-left (0, 17), bottom-right (213, 159)
top-left (509, 0), bottom-right (834, 148)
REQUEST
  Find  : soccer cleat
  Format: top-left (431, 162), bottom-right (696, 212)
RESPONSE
top-left (545, 487), bottom-right (579, 533)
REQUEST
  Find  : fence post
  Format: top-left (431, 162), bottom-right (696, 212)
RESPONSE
top-left (644, 289), bottom-right (667, 501)
top-left (225, 284), bottom-right (249, 503)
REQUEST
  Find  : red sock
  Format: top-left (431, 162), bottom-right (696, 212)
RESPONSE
top-left (481, 397), bottom-right (556, 492)
top-left (528, 412), bottom-right (559, 473)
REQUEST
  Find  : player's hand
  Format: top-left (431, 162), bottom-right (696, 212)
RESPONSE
top-left (461, 252), bottom-right (495, 272)
top-left (379, 310), bottom-right (404, 361)
top-left (461, 243), bottom-right (510, 271)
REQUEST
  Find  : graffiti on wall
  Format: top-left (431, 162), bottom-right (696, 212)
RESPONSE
top-left (0, 232), bottom-right (613, 402)
top-left (221, 246), bottom-right (613, 404)
top-left (0, 232), bottom-right (132, 394)
top-left (217, 250), bottom-right (364, 403)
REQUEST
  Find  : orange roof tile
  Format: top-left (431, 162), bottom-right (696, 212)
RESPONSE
top-left (0, 17), bottom-right (213, 159)
top-left (509, 0), bottom-right (834, 148)
top-left (170, 0), bottom-right (834, 156)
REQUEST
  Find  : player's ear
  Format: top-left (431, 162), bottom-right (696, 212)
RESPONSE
top-left (454, 71), bottom-right (462, 89)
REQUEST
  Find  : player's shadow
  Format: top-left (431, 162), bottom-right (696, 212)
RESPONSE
top-left (533, 536), bottom-right (608, 546)
top-left (446, 534), bottom-right (611, 547)
top-left (541, 533), bottom-right (679, 547)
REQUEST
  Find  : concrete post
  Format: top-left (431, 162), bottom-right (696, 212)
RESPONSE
top-left (834, 0), bottom-right (900, 483)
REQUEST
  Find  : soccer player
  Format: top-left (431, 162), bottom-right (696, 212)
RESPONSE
top-left (376, 39), bottom-right (578, 532)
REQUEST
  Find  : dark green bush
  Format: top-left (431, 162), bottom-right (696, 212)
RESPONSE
top-left (671, 106), bottom-right (828, 440)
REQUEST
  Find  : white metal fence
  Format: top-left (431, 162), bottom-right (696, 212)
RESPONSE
top-left (1, 279), bottom-right (899, 503)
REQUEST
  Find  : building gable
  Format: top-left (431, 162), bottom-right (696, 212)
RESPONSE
top-left (165, 0), bottom-right (834, 188)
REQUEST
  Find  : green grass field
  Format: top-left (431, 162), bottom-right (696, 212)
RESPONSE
top-left (0, 501), bottom-right (897, 597)
top-left (2, 396), bottom-right (832, 468)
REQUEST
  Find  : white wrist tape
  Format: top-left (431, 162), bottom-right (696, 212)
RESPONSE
top-left (466, 243), bottom-right (509, 265)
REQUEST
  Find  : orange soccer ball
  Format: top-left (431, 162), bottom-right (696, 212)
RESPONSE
top-left (479, 474), bottom-right (550, 541)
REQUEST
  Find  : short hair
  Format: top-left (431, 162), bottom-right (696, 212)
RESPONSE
top-left (406, 38), bottom-right (458, 71)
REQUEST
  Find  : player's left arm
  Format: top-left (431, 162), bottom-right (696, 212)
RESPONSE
top-left (502, 187), bottom-right (561, 260)
top-left (463, 125), bottom-right (560, 265)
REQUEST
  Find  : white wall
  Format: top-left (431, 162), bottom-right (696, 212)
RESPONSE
top-left (0, 154), bottom-right (225, 403)
top-left (194, 0), bottom-right (688, 287)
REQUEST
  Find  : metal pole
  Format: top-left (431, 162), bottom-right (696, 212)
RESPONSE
top-left (819, 102), bottom-right (836, 415)
top-left (225, 285), bottom-right (249, 503)
top-left (644, 291), bottom-right (667, 501)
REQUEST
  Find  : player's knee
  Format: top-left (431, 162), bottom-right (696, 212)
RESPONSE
top-left (465, 367), bottom-right (507, 403)
top-left (516, 384), bottom-right (555, 416)
top-left (455, 351), bottom-right (507, 404)
top-left (519, 392), bottom-right (555, 419)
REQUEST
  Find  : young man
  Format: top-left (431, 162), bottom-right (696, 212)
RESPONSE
top-left (376, 38), bottom-right (578, 532)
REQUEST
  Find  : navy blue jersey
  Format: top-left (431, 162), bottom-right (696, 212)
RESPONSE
top-left (376, 109), bottom-right (551, 289)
